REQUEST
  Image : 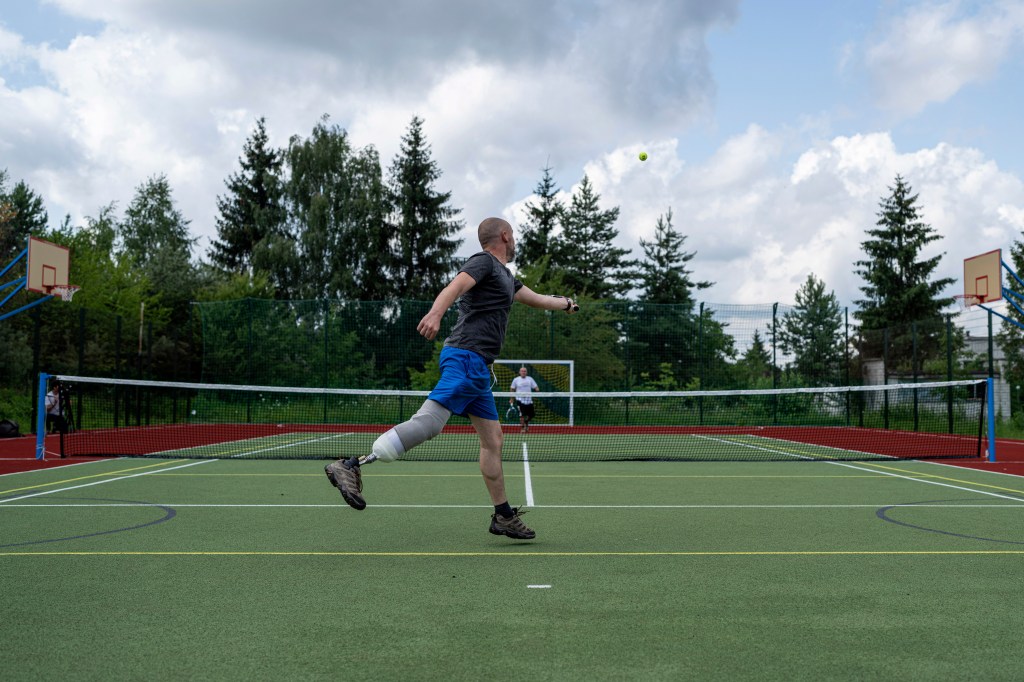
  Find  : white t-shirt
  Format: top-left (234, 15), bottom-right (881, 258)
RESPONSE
top-left (510, 376), bottom-right (538, 404)
top-left (45, 389), bottom-right (61, 416)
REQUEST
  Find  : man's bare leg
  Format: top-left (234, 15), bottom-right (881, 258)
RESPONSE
top-left (470, 413), bottom-right (535, 539)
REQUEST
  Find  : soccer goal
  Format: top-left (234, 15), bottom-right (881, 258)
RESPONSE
top-left (492, 359), bottom-right (575, 426)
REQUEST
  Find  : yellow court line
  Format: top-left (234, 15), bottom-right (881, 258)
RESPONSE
top-left (0, 460), bottom-right (182, 496)
top-left (857, 462), bottom-right (1024, 496)
top-left (2, 550), bottom-right (1024, 557)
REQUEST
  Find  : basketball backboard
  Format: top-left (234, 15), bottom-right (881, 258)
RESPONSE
top-left (963, 249), bottom-right (1002, 304)
top-left (26, 237), bottom-right (69, 294)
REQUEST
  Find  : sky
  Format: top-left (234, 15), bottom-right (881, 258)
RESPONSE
top-left (2, 0), bottom-right (1024, 310)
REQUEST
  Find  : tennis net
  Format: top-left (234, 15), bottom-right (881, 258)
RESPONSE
top-left (43, 374), bottom-right (988, 462)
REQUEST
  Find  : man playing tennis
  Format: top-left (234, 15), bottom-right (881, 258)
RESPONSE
top-left (510, 366), bottom-right (539, 433)
top-left (325, 217), bottom-right (577, 540)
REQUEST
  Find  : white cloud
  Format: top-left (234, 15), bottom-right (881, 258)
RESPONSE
top-left (514, 130), bottom-right (1024, 307)
top-left (4, 0), bottom-right (1024, 315)
top-left (2, 0), bottom-right (738, 253)
top-left (865, 1), bottom-right (1024, 116)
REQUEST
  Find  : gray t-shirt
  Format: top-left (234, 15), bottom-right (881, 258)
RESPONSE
top-left (443, 251), bottom-right (523, 363)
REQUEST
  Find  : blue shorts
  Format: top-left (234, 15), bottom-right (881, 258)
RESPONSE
top-left (428, 347), bottom-right (499, 421)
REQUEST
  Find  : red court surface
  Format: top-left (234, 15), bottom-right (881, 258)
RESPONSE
top-left (0, 435), bottom-right (110, 474)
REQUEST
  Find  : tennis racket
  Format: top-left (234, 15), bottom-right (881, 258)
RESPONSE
top-left (505, 404), bottom-right (520, 422)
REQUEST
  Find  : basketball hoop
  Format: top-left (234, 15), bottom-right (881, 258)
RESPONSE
top-left (954, 294), bottom-right (980, 311)
top-left (49, 285), bottom-right (80, 302)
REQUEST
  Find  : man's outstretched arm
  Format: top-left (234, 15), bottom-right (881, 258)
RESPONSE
top-left (514, 285), bottom-right (578, 313)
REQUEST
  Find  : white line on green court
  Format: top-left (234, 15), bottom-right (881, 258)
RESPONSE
top-left (831, 461), bottom-right (1024, 501)
top-left (3, 550), bottom-right (1024, 557)
top-left (522, 441), bottom-right (534, 506)
top-left (228, 432), bottom-right (356, 458)
top-left (0, 459), bottom-right (218, 504)
top-left (6, 499), bottom-right (1024, 503)
top-left (691, 434), bottom-right (1024, 501)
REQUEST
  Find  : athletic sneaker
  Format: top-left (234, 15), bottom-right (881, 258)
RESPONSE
top-left (489, 507), bottom-right (535, 540)
top-left (325, 457), bottom-right (366, 510)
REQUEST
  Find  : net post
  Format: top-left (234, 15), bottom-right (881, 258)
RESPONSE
top-left (569, 360), bottom-right (575, 427)
top-left (987, 377), bottom-right (997, 462)
top-left (35, 372), bottom-right (50, 460)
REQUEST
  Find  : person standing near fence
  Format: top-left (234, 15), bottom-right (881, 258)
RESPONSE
top-left (510, 366), bottom-right (539, 433)
top-left (44, 381), bottom-right (68, 435)
top-left (325, 217), bottom-right (578, 540)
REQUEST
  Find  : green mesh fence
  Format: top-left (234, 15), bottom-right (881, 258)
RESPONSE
top-left (194, 299), bottom-right (857, 390)
top-left (4, 297), bottom-right (1001, 435)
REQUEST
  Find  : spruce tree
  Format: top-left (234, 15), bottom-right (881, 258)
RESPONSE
top-left (554, 176), bottom-right (635, 298)
top-left (853, 175), bottom-right (954, 368)
top-left (518, 164), bottom-right (562, 267)
top-left (209, 117), bottom-right (286, 274)
top-left (638, 208), bottom-right (709, 306)
top-left (119, 175), bottom-right (199, 327)
top-left (777, 274), bottom-right (844, 385)
top-left (387, 116), bottom-right (464, 298)
top-left (630, 207), bottom-right (711, 387)
top-left (739, 329), bottom-right (773, 386)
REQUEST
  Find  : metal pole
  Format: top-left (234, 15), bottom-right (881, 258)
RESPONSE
top-left (35, 372), bottom-right (49, 460)
top-left (946, 315), bottom-right (954, 433)
top-left (987, 377), bottom-right (997, 462)
top-left (772, 302), bottom-right (778, 425)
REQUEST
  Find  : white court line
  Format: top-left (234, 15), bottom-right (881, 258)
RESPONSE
top-left (925, 459), bottom-right (1024, 480)
top-left (228, 432), bottom-right (355, 459)
top-left (0, 459), bottom-right (217, 504)
top-left (8, 499), bottom-right (1024, 503)
top-left (829, 460), bottom-right (1024, 502)
top-left (695, 434), bottom-right (1024, 503)
top-left (137, 432), bottom-right (357, 460)
top-left (522, 441), bottom-right (535, 506)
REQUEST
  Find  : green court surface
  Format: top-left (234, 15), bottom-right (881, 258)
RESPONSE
top-left (2, 457), bottom-right (1024, 681)
top-left (80, 429), bottom-right (984, 462)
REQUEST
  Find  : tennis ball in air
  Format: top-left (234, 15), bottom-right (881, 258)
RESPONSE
top-left (639, 152), bottom-right (648, 161)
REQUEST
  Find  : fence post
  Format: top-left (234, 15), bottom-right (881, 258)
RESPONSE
top-left (946, 314), bottom-right (954, 433)
top-left (843, 307), bottom-right (850, 385)
top-left (77, 308), bottom-right (86, 375)
top-left (30, 307), bottom-right (41, 435)
top-left (988, 308), bottom-right (994, 380)
top-left (323, 299), bottom-right (329, 422)
top-left (771, 302), bottom-right (778, 425)
top-left (246, 298), bottom-right (253, 423)
top-left (912, 322), bottom-right (919, 431)
top-left (882, 327), bottom-right (890, 429)
top-left (115, 315), bottom-right (121, 427)
top-left (988, 377), bottom-right (997, 462)
top-left (698, 302), bottom-right (704, 425)
top-left (844, 307), bottom-right (850, 426)
top-left (77, 307), bottom-right (85, 429)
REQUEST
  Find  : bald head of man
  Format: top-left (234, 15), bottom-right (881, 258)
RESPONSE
top-left (478, 217), bottom-right (515, 263)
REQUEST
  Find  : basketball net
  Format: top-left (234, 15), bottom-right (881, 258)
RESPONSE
top-left (50, 285), bottom-right (80, 302)
top-left (954, 294), bottom-right (980, 311)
